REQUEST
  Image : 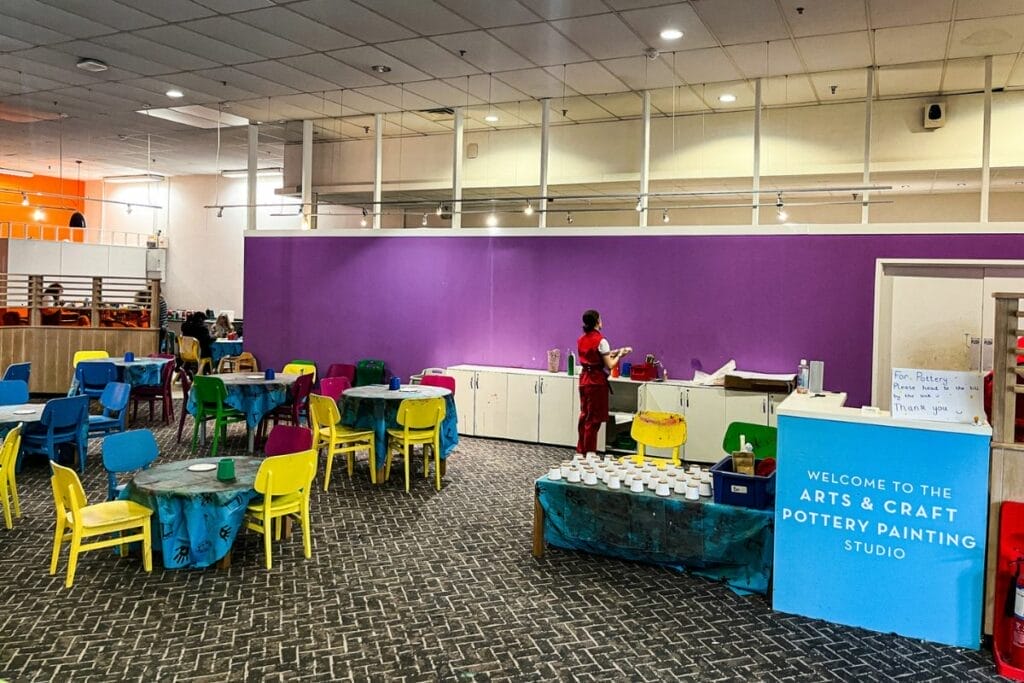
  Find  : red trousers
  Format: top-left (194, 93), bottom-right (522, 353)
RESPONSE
top-left (577, 383), bottom-right (609, 453)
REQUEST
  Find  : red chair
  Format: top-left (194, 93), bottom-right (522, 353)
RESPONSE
top-left (264, 425), bottom-right (313, 456)
top-left (176, 371), bottom-right (193, 443)
top-left (325, 363), bottom-right (356, 384)
top-left (319, 376), bottom-right (351, 402)
top-left (259, 373), bottom-right (314, 440)
top-left (131, 358), bottom-right (176, 424)
top-left (420, 374), bottom-right (456, 396)
top-left (984, 369), bottom-right (1024, 442)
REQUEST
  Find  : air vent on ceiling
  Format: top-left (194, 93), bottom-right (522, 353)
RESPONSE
top-left (419, 107), bottom-right (455, 121)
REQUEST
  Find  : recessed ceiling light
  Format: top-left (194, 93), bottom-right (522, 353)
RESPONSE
top-left (484, 114), bottom-right (499, 122)
top-left (165, 89), bottom-right (184, 99)
top-left (370, 65), bottom-right (392, 73)
top-left (76, 57), bottom-right (108, 73)
top-left (718, 93), bottom-right (737, 103)
top-left (660, 28), bottom-right (684, 40)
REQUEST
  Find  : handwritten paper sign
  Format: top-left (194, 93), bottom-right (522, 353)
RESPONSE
top-left (891, 368), bottom-right (984, 425)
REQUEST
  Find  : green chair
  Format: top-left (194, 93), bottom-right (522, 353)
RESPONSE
top-left (355, 359), bottom-right (386, 386)
top-left (722, 421), bottom-right (777, 459)
top-left (191, 375), bottom-right (247, 457)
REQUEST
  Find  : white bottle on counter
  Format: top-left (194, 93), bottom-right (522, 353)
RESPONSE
top-left (797, 359), bottom-right (809, 394)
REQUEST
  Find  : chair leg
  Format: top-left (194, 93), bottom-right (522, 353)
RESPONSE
top-left (191, 416), bottom-right (201, 452)
top-left (210, 419), bottom-right (221, 457)
top-left (323, 448), bottom-right (335, 492)
top-left (0, 480), bottom-right (12, 529)
top-left (367, 438), bottom-right (377, 485)
top-left (263, 516), bottom-right (273, 570)
top-left (142, 521), bottom-right (153, 573)
top-left (384, 439), bottom-right (394, 481)
top-left (404, 443), bottom-right (411, 493)
top-left (66, 529), bottom-right (82, 588)
top-left (346, 449), bottom-right (354, 479)
top-left (10, 472), bottom-right (20, 517)
top-left (434, 440), bottom-right (442, 492)
top-left (50, 521), bottom-right (64, 575)
top-left (301, 501), bottom-right (312, 559)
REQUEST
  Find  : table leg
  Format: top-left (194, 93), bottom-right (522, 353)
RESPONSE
top-left (218, 550), bottom-right (232, 569)
top-left (532, 491), bottom-right (545, 558)
top-left (247, 426), bottom-right (255, 453)
top-left (199, 421), bottom-right (207, 446)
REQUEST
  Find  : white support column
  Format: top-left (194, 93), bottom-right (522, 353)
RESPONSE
top-left (752, 78), bottom-right (762, 226)
top-left (639, 90), bottom-right (651, 228)
top-left (982, 55), bottom-right (993, 223)
top-left (301, 120), bottom-right (313, 230)
top-left (452, 107), bottom-right (464, 229)
top-left (373, 113), bottom-right (383, 229)
top-left (539, 98), bottom-right (550, 228)
top-left (246, 123), bottom-right (258, 231)
top-left (862, 68), bottom-right (874, 224)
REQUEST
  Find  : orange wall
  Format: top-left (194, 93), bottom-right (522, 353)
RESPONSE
top-left (0, 172), bottom-right (86, 242)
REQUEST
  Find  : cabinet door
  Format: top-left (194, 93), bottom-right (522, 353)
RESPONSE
top-left (539, 375), bottom-right (576, 446)
top-left (767, 392), bottom-right (789, 427)
top-left (475, 371), bottom-right (509, 439)
top-left (643, 383), bottom-right (684, 413)
top-left (684, 386), bottom-right (727, 463)
top-left (506, 374), bottom-right (540, 442)
top-left (725, 391), bottom-right (769, 427)
top-left (447, 369), bottom-right (476, 435)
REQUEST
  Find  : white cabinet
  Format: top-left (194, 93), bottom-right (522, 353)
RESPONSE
top-left (447, 368), bottom-right (477, 435)
top-left (642, 383), bottom-right (684, 412)
top-left (725, 390), bottom-right (769, 426)
top-left (506, 374), bottom-right (540, 442)
top-left (682, 386), bottom-right (727, 463)
top-left (538, 375), bottom-right (576, 446)
top-left (475, 371), bottom-right (508, 439)
top-left (768, 392), bottom-right (789, 427)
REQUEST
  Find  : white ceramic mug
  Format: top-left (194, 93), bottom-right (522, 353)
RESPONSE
top-left (607, 475), bottom-right (621, 489)
top-left (547, 467), bottom-right (562, 481)
top-left (630, 478), bottom-right (645, 493)
top-left (686, 483), bottom-right (700, 500)
top-left (646, 476), bottom-right (658, 490)
top-left (699, 481), bottom-right (712, 497)
top-left (656, 479), bottom-right (671, 496)
top-left (567, 469), bottom-right (581, 483)
top-left (560, 462), bottom-right (571, 478)
top-left (584, 471), bottom-right (598, 485)
top-left (674, 479), bottom-right (687, 494)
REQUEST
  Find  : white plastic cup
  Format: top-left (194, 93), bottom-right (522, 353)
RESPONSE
top-left (607, 476), bottom-right (621, 490)
top-left (673, 479), bottom-right (687, 494)
top-left (699, 481), bottom-right (712, 497)
top-left (584, 471), bottom-right (598, 486)
top-left (656, 479), bottom-right (671, 496)
top-left (630, 478), bottom-right (645, 493)
top-left (567, 469), bottom-right (581, 483)
top-left (686, 483), bottom-right (700, 500)
top-left (560, 462), bottom-right (571, 478)
top-left (547, 467), bottom-right (562, 481)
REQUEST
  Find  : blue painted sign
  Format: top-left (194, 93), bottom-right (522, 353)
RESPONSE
top-left (773, 414), bottom-right (990, 648)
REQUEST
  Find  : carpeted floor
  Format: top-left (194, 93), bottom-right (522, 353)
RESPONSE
top-left (0, 399), bottom-right (1003, 682)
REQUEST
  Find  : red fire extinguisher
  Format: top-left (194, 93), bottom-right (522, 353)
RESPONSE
top-left (1012, 559), bottom-right (1024, 666)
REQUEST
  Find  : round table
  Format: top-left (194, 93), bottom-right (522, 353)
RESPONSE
top-left (74, 357), bottom-right (172, 389)
top-left (0, 403), bottom-right (42, 426)
top-left (127, 456), bottom-right (262, 569)
top-left (187, 373), bottom-right (298, 452)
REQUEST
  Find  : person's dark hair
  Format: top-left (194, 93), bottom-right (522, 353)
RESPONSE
top-left (582, 309), bottom-right (600, 333)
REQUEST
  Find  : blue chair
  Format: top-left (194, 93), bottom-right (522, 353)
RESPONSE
top-left (0, 380), bottom-right (29, 406)
top-left (88, 382), bottom-right (131, 438)
top-left (19, 395), bottom-right (89, 474)
top-left (2, 362), bottom-right (30, 384)
top-left (75, 362), bottom-right (118, 399)
top-left (101, 429), bottom-right (159, 501)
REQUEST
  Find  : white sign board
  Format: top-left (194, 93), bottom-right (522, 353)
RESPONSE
top-left (891, 368), bottom-right (985, 425)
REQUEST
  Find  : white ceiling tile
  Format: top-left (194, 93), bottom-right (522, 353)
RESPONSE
top-left (433, 31), bottom-right (534, 72)
top-left (237, 61), bottom-right (346, 93)
top-left (181, 17), bottom-right (309, 59)
top-left (778, 0), bottom-right (868, 37)
top-left (725, 40), bottom-right (802, 78)
top-left (137, 25), bottom-right (266, 65)
top-left (91, 34), bottom-right (219, 71)
top-left (544, 62), bottom-right (627, 94)
top-left (51, 41), bottom-right (177, 77)
top-left (280, 54), bottom-right (384, 89)
top-left (352, 85), bottom-right (440, 110)
top-left (233, 7), bottom-right (361, 51)
top-left (690, 0), bottom-right (789, 45)
top-left (703, 81), bottom-right (755, 109)
top-left (323, 89), bottom-right (395, 114)
top-left (196, 67), bottom-right (299, 97)
top-left (949, 15), bottom-right (1024, 58)
top-left (444, 74), bottom-right (528, 104)
top-left (875, 22), bottom-right (950, 65)
top-left (551, 14), bottom-right (648, 60)
top-left (551, 96), bottom-right (616, 121)
top-left (490, 23), bottom-right (591, 66)
top-left (192, 0), bottom-right (273, 11)
top-left (435, 0), bottom-right (541, 27)
top-left (761, 75), bottom-right (817, 105)
top-left (328, 46), bottom-right (433, 84)
top-left (289, 0), bottom-right (415, 43)
top-left (127, 75), bottom-right (258, 102)
top-left (497, 68), bottom-right (579, 98)
top-left (795, 31), bottom-right (872, 71)
top-left (941, 55), bottom-right (1014, 91)
top-left (228, 98), bottom-right (322, 122)
top-left (602, 55), bottom-right (682, 89)
top-left (604, 0), bottom-right (682, 8)
top-left (956, 0), bottom-right (1024, 19)
top-left (356, 0), bottom-right (475, 34)
top-left (1, 0), bottom-right (116, 38)
top-left (112, 0), bottom-right (216, 22)
top-left (1, 50), bottom-right (118, 86)
top-left (619, 3), bottom-right (719, 50)
top-left (404, 80), bottom-right (484, 106)
top-left (271, 93), bottom-right (334, 118)
top-left (518, 0), bottom-right (609, 20)
top-left (674, 47), bottom-right (742, 84)
top-left (0, 36), bottom-right (32, 51)
top-left (876, 62), bottom-right (943, 95)
top-left (648, 85), bottom-right (710, 113)
top-left (0, 15), bottom-right (70, 45)
top-left (0, 67), bottom-right (72, 93)
top-left (586, 91), bottom-right (644, 117)
top-left (36, 0), bottom-right (163, 30)
top-left (808, 69), bottom-right (869, 100)
top-left (378, 39), bottom-right (480, 78)
top-left (869, 0), bottom-right (954, 29)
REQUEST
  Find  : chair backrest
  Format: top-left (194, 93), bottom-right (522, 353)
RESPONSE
top-left (0, 424), bottom-right (23, 474)
top-left (2, 362), bottom-right (30, 383)
top-left (99, 382), bottom-right (131, 415)
top-left (397, 397), bottom-right (446, 430)
top-left (0, 379), bottom-right (29, 406)
top-left (158, 358), bottom-right (175, 391)
top-left (721, 421), bottom-right (777, 459)
top-left (179, 336), bottom-right (202, 362)
top-left (319, 376), bottom-right (351, 402)
top-left (309, 393), bottom-right (342, 432)
top-left (236, 352), bottom-right (259, 372)
top-left (290, 372), bottom-right (314, 404)
top-left (253, 449), bottom-right (317, 496)
top-left (77, 361), bottom-right (118, 391)
top-left (355, 359), bottom-right (386, 386)
top-left (191, 375), bottom-right (227, 407)
top-left (631, 411), bottom-right (687, 449)
top-left (41, 395), bottom-right (89, 431)
top-left (180, 369), bottom-right (193, 402)
top-left (50, 461), bottom-right (88, 523)
top-left (102, 429), bottom-right (159, 474)
top-left (72, 350), bottom-right (109, 367)
top-left (265, 425), bottom-right (314, 456)
top-left (283, 363), bottom-right (317, 381)
top-left (325, 363), bottom-right (356, 383)
top-left (420, 374), bottom-right (456, 396)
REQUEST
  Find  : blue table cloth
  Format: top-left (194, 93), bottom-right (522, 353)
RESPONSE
top-left (340, 385), bottom-right (458, 468)
top-left (535, 477), bottom-right (774, 595)
top-left (211, 340), bottom-right (243, 365)
top-left (70, 358), bottom-right (171, 395)
top-left (122, 456), bottom-right (260, 569)
top-left (186, 373), bottom-right (295, 430)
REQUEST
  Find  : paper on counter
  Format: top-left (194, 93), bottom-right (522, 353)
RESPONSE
top-left (693, 359), bottom-right (736, 385)
top-left (729, 370), bottom-right (797, 381)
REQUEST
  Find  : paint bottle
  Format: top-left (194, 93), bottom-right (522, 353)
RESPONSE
top-left (567, 350), bottom-right (575, 376)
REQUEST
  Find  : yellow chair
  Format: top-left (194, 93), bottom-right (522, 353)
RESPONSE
top-left (385, 397), bottom-right (445, 493)
top-left (282, 363), bottom-right (316, 382)
top-left (179, 336), bottom-right (213, 376)
top-left (308, 393), bottom-right (376, 489)
top-left (630, 411), bottom-right (687, 466)
top-left (72, 350), bottom-right (109, 367)
top-left (244, 449), bottom-right (316, 570)
top-left (0, 425), bottom-right (22, 529)
top-left (48, 461), bottom-right (153, 588)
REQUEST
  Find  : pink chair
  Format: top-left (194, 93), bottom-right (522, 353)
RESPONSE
top-left (264, 425), bottom-right (313, 457)
top-left (420, 374), bottom-right (456, 396)
top-left (319, 376), bottom-right (351, 402)
top-left (259, 373), bottom-right (314, 441)
top-left (325, 363), bottom-right (356, 384)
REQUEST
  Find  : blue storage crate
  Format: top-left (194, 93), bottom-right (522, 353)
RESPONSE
top-left (711, 456), bottom-right (775, 510)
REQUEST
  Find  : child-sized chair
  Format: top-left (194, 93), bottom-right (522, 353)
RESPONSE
top-left (20, 395), bottom-right (89, 473)
top-left (308, 394), bottom-right (375, 488)
top-left (0, 425), bottom-right (23, 529)
top-left (2, 362), bottom-right (30, 384)
top-left (180, 336), bottom-right (212, 376)
top-left (88, 382), bottom-right (131, 438)
top-left (244, 449), bottom-right (317, 570)
top-left (318, 376), bottom-right (351, 402)
top-left (72, 350), bottom-right (109, 367)
top-left (190, 376), bottom-right (246, 457)
top-left (264, 425), bottom-right (313, 457)
top-left (630, 411), bottom-right (687, 466)
top-left (0, 380), bottom-right (29, 406)
top-left (101, 429), bottom-right (159, 501)
top-left (385, 397), bottom-right (445, 493)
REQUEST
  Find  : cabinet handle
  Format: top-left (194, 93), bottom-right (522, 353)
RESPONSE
top-left (685, 390), bottom-right (689, 408)
top-left (534, 379), bottom-right (538, 394)
top-left (539, 378), bottom-right (544, 394)
top-left (762, 398), bottom-right (767, 414)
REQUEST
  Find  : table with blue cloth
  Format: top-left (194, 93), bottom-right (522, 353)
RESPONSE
top-left (340, 384), bottom-right (458, 481)
top-left (186, 372), bottom-right (297, 452)
top-left (533, 477), bottom-right (774, 595)
top-left (122, 456), bottom-right (260, 569)
top-left (211, 339), bottom-right (243, 366)
top-left (71, 357), bottom-right (171, 394)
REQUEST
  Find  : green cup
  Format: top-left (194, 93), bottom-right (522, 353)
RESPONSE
top-left (216, 458), bottom-right (235, 481)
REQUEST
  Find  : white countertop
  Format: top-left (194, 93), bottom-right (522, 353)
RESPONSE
top-left (447, 364), bottom-right (729, 388)
top-left (778, 391), bottom-right (992, 436)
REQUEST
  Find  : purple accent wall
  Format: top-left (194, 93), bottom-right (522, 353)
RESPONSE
top-left (244, 233), bottom-right (1024, 406)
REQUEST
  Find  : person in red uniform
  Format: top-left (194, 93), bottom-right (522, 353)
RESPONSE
top-left (576, 309), bottom-right (631, 455)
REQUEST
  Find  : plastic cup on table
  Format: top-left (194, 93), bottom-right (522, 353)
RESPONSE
top-left (216, 458), bottom-right (235, 482)
top-left (389, 376), bottom-right (401, 390)
top-left (124, 352), bottom-right (135, 362)
top-left (265, 368), bottom-right (275, 380)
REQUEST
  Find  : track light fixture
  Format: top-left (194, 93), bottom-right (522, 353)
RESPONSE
top-left (662, 208), bottom-right (670, 223)
top-left (635, 197), bottom-right (644, 212)
top-left (523, 201), bottom-right (534, 216)
top-left (566, 211), bottom-right (574, 224)
top-left (421, 213), bottom-right (428, 226)
top-left (126, 204), bottom-right (132, 215)
top-left (359, 216), bottom-right (367, 227)
top-left (436, 203), bottom-right (444, 216)
top-left (216, 206), bottom-right (224, 218)
top-left (776, 193), bottom-right (787, 222)
top-left (20, 192), bottom-right (28, 207)
top-left (486, 213), bottom-right (498, 227)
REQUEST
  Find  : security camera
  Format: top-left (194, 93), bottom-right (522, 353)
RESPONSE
top-left (830, 85), bottom-right (838, 95)
top-left (644, 47), bottom-right (660, 60)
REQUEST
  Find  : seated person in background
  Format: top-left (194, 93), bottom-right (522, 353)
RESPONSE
top-left (212, 313), bottom-right (236, 339)
top-left (181, 311), bottom-right (214, 360)
top-left (43, 282), bottom-right (64, 306)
